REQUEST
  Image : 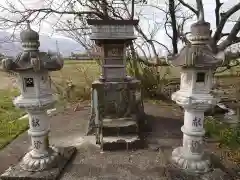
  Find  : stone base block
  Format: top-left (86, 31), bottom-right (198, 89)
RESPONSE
top-left (0, 146), bottom-right (76, 180)
top-left (167, 167), bottom-right (233, 180)
top-left (101, 136), bottom-right (145, 151)
top-left (171, 147), bottom-right (211, 174)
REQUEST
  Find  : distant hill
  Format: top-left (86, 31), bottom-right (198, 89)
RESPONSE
top-left (0, 31), bottom-right (84, 57)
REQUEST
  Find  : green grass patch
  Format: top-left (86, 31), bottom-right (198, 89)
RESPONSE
top-left (0, 88), bottom-right (28, 149)
top-left (205, 116), bottom-right (240, 163)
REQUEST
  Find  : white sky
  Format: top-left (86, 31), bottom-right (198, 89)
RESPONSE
top-left (0, 0), bottom-right (239, 53)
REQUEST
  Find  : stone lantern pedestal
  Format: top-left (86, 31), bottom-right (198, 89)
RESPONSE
top-left (168, 21), bottom-right (225, 174)
top-left (0, 23), bottom-right (76, 180)
top-left (87, 19), bottom-right (144, 150)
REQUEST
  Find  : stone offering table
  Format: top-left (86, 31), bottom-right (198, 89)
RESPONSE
top-left (87, 19), bottom-right (144, 151)
top-left (0, 22), bottom-right (76, 180)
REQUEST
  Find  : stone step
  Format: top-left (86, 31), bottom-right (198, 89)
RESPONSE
top-left (102, 117), bottom-right (138, 136)
top-left (102, 117), bottom-right (137, 127)
top-left (101, 135), bottom-right (144, 151)
top-left (102, 125), bottom-right (138, 136)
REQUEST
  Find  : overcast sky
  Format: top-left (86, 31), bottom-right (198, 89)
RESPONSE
top-left (1, 0), bottom-right (239, 53)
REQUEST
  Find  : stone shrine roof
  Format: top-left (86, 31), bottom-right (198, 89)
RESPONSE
top-left (1, 22), bottom-right (63, 72)
top-left (87, 19), bottom-right (139, 41)
top-left (169, 21), bottom-right (224, 68)
top-left (87, 19), bottom-right (139, 25)
top-left (1, 51), bottom-right (63, 72)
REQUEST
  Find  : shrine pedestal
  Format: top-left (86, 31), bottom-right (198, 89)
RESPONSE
top-left (88, 78), bottom-right (145, 151)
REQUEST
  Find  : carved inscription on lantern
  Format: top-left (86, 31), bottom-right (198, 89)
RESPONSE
top-left (31, 117), bottom-right (40, 127)
top-left (192, 117), bottom-right (202, 127)
top-left (34, 140), bottom-right (42, 149)
top-left (190, 140), bottom-right (203, 153)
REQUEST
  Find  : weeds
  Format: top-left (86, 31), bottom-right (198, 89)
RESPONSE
top-left (0, 88), bottom-right (28, 149)
top-left (127, 58), bottom-right (173, 99)
top-left (205, 116), bottom-right (240, 163)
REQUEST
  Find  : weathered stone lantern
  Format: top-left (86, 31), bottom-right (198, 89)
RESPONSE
top-left (87, 19), bottom-right (144, 150)
top-left (0, 22), bottom-right (76, 179)
top-left (168, 20), bottom-right (225, 173)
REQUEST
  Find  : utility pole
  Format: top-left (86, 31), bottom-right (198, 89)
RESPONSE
top-left (55, 40), bottom-right (60, 56)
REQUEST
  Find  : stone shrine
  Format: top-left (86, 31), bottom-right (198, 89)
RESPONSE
top-left (0, 22), bottom-right (76, 179)
top-left (167, 20), bottom-right (225, 173)
top-left (87, 19), bottom-right (144, 150)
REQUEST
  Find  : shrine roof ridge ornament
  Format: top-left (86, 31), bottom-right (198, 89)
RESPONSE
top-left (87, 19), bottom-right (139, 25)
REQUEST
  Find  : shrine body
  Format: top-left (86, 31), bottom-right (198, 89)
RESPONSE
top-left (87, 19), bottom-right (144, 150)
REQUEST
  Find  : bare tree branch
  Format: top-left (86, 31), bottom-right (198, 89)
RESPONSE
top-left (212, 2), bottom-right (240, 50)
top-left (178, 0), bottom-right (198, 15)
top-left (215, 0), bottom-right (224, 27)
top-left (218, 17), bottom-right (240, 51)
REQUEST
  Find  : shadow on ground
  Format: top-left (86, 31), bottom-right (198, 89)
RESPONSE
top-left (140, 114), bottom-right (183, 151)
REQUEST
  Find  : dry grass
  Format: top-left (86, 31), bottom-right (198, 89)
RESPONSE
top-left (51, 60), bottom-right (100, 85)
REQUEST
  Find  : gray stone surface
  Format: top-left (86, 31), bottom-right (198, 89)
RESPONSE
top-left (0, 146), bottom-right (76, 180)
top-left (0, 102), bottom-right (238, 180)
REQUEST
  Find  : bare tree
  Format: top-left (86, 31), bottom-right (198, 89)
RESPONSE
top-left (0, 0), bottom-right (239, 68)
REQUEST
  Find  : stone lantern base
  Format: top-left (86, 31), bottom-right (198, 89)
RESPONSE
top-left (88, 77), bottom-right (145, 150)
top-left (172, 147), bottom-right (211, 173)
top-left (0, 146), bottom-right (76, 180)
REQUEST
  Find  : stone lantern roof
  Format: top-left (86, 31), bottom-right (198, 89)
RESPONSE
top-left (87, 19), bottom-right (139, 42)
top-left (1, 22), bottom-right (63, 72)
top-left (169, 21), bottom-right (224, 68)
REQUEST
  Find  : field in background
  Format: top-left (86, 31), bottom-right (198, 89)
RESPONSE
top-left (51, 60), bottom-right (100, 85)
top-left (1, 60), bottom-right (240, 90)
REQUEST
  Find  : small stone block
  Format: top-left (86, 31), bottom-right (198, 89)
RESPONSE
top-left (167, 166), bottom-right (201, 180)
top-left (167, 166), bottom-right (234, 180)
top-left (0, 146), bottom-right (76, 180)
top-left (102, 125), bottom-right (138, 136)
top-left (201, 168), bottom-right (234, 180)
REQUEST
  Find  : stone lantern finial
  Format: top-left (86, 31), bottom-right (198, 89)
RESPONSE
top-left (196, 0), bottom-right (205, 22)
top-left (26, 20), bottom-right (31, 30)
top-left (20, 21), bottom-right (40, 51)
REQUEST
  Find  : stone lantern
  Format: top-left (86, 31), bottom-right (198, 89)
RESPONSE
top-left (0, 22), bottom-right (75, 179)
top-left (168, 20), bottom-right (225, 173)
top-left (87, 19), bottom-right (144, 150)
